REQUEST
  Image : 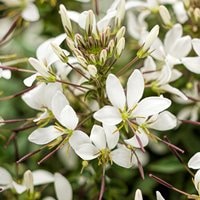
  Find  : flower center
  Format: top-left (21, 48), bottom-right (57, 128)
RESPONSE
top-left (98, 148), bottom-right (111, 165)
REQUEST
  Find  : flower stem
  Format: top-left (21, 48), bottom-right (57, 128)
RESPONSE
top-left (98, 166), bottom-right (106, 200)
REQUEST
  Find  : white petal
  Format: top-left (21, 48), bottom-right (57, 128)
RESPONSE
top-left (21, 3), bottom-right (39, 22)
top-left (23, 74), bottom-right (37, 87)
top-left (42, 197), bottom-right (56, 200)
top-left (134, 189), bottom-right (143, 200)
top-left (125, 131), bottom-right (149, 148)
top-left (157, 64), bottom-right (171, 85)
top-left (170, 69), bottom-right (182, 82)
top-left (75, 143), bottom-right (99, 160)
top-left (111, 146), bottom-right (133, 168)
top-left (0, 167), bottom-right (12, 185)
top-left (93, 106), bottom-right (122, 125)
top-left (192, 39), bottom-right (200, 56)
top-left (164, 24), bottom-right (182, 53)
top-left (127, 69), bottom-right (144, 110)
top-left (188, 152), bottom-right (200, 169)
top-left (156, 191), bottom-right (165, 200)
top-left (59, 105), bottom-right (78, 130)
top-left (90, 125), bottom-right (106, 149)
top-left (28, 57), bottom-right (49, 77)
top-left (12, 181), bottom-right (27, 194)
top-left (194, 170), bottom-right (200, 193)
top-left (182, 57), bottom-right (200, 74)
top-left (1, 69), bottom-right (11, 79)
top-left (44, 83), bottom-right (62, 110)
top-left (36, 34), bottom-right (66, 66)
top-left (32, 170), bottom-right (54, 186)
top-left (133, 97), bottom-right (171, 118)
top-left (149, 111), bottom-right (177, 131)
top-left (172, 2), bottom-right (188, 24)
top-left (54, 173), bottom-right (72, 200)
top-left (22, 83), bottom-right (45, 110)
top-left (69, 130), bottom-right (90, 151)
top-left (160, 84), bottom-right (188, 100)
top-left (169, 36), bottom-right (192, 59)
top-left (51, 91), bottom-right (69, 122)
top-left (106, 74), bottom-right (125, 110)
top-left (28, 126), bottom-right (63, 145)
top-left (103, 124), bottom-right (119, 150)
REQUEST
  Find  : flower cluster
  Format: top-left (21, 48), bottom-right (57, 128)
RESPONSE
top-left (0, 0), bottom-right (200, 199)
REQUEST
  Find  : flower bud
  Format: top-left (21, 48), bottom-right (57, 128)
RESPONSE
top-left (77, 56), bottom-right (87, 68)
top-left (108, 39), bottom-right (115, 55)
top-left (59, 4), bottom-right (72, 37)
top-left (116, 26), bottom-right (126, 42)
top-left (66, 37), bottom-right (75, 51)
top-left (89, 54), bottom-right (96, 63)
top-left (194, 8), bottom-right (200, 21)
top-left (23, 170), bottom-right (34, 194)
top-left (51, 43), bottom-right (69, 63)
top-left (137, 25), bottom-right (159, 58)
top-left (85, 10), bottom-right (95, 35)
top-left (87, 64), bottom-right (97, 77)
top-left (115, 0), bottom-right (125, 27)
top-left (159, 6), bottom-right (172, 26)
top-left (99, 49), bottom-right (107, 65)
top-left (116, 37), bottom-right (125, 57)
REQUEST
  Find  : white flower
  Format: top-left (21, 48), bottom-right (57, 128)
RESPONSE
top-left (22, 83), bottom-right (62, 122)
top-left (94, 69), bottom-right (171, 126)
top-left (0, 0), bottom-right (39, 22)
top-left (28, 90), bottom-right (78, 145)
top-left (0, 167), bottom-right (54, 194)
top-left (150, 24), bottom-right (192, 66)
top-left (141, 56), bottom-right (187, 100)
top-left (182, 39), bottom-right (200, 74)
top-left (69, 124), bottom-right (134, 168)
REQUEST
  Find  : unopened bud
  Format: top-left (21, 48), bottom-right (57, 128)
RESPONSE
top-left (108, 39), bottom-right (115, 55)
top-left (66, 37), bottom-right (75, 51)
top-left (116, 37), bottom-right (125, 57)
top-left (194, 8), bottom-right (200, 21)
top-left (137, 25), bottom-right (159, 58)
top-left (159, 6), bottom-right (172, 26)
top-left (87, 64), bottom-right (97, 77)
top-left (23, 170), bottom-right (34, 194)
top-left (73, 48), bottom-right (84, 57)
top-left (51, 43), bottom-right (69, 63)
top-left (89, 54), bottom-right (96, 63)
top-left (99, 49), bottom-right (107, 65)
top-left (116, 26), bottom-right (126, 42)
top-left (59, 4), bottom-right (72, 37)
top-left (85, 10), bottom-right (95, 35)
top-left (75, 34), bottom-right (85, 48)
top-left (115, 0), bottom-right (125, 27)
top-left (77, 56), bottom-right (87, 68)
top-left (184, 0), bottom-right (190, 8)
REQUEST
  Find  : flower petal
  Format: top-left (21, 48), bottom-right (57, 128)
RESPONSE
top-left (90, 125), bottom-right (106, 149)
top-left (169, 36), bottom-right (192, 59)
top-left (28, 126), bottom-right (63, 145)
top-left (0, 167), bottom-right (12, 185)
top-left (188, 152), bottom-right (200, 169)
top-left (161, 84), bottom-right (188, 100)
top-left (54, 173), bottom-right (72, 200)
top-left (133, 97), bottom-right (171, 118)
top-left (12, 181), bottom-right (27, 194)
top-left (149, 111), bottom-right (177, 131)
top-left (75, 143), bottom-right (99, 160)
top-left (125, 131), bottom-right (149, 148)
top-left (23, 74), bottom-right (37, 87)
top-left (32, 170), bottom-right (54, 186)
top-left (51, 91), bottom-right (69, 122)
top-left (103, 124), bottom-right (119, 150)
top-left (156, 191), bottom-right (165, 200)
top-left (106, 74), bottom-right (126, 110)
top-left (182, 57), bottom-right (200, 74)
top-left (134, 189), bottom-right (143, 200)
top-left (93, 106), bottom-right (122, 125)
top-left (127, 69), bottom-right (144, 110)
top-left (21, 3), bottom-right (39, 22)
top-left (192, 39), bottom-right (200, 56)
top-left (164, 24), bottom-right (182, 53)
top-left (69, 130), bottom-right (90, 151)
top-left (59, 105), bottom-right (78, 130)
top-left (194, 170), bottom-right (200, 193)
top-left (111, 146), bottom-right (133, 168)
